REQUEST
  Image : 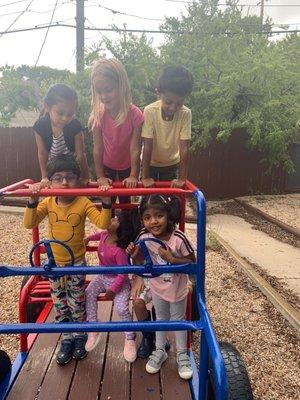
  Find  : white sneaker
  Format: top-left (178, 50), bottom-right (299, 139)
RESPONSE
top-left (177, 351), bottom-right (193, 380)
top-left (146, 349), bottom-right (168, 374)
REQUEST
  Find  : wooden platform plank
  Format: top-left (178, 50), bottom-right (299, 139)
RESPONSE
top-left (160, 334), bottom-right (192, 400)
top-left (36, 340), bottom-right (76, 400)
top-left (6, 309), bottom-right (60, 400)
top-left (99, 306), bottom-right (130, 400)
top-left (131, 350), bottom-right (161, 400)
top-left (68, 301), bottom-right (113, 400)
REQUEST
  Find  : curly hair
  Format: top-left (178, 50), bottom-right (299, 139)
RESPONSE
top-left (116, 208), bottom-right (141, 249)
top-left (139, 195), bottom-right (181, 233)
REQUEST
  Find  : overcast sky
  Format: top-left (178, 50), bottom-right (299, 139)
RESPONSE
top-left (0, 0), bottom-right (299, 72)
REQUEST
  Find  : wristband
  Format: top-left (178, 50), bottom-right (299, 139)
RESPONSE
top-left (27, 201), bottom-right (38, 208)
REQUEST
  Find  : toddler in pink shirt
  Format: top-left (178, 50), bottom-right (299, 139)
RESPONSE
top-left (85, 209), bottom-right (141, 363)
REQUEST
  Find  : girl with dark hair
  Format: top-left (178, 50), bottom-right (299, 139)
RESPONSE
top-left (84, 209), bottom-right (141, 363)
top-left (33, 83), bottom-right (89, 189)
top-left (128, 194), bottom-right (195, 380)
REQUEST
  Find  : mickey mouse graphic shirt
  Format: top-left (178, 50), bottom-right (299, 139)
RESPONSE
top-left (24, 197), bottom-right (111, 265)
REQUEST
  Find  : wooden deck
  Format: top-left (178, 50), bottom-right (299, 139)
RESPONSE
top-left (7, 302), bottom-right (192, 400)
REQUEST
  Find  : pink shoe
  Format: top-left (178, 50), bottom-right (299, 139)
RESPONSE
top-left (85, 332), bottom-right (101, 352)
top-left (123, 338), bottom-right (137, 363)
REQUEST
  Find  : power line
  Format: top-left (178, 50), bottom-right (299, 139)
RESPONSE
top-left (34, 0), bottom-right (59, 66)
top-left (0, 0), bottom-right (35, 40)
top-left (0, 1), bottom-right (68, 18)
top-left (164, 0), bottom-right (300, 5)
top-left (0, 22), bottom-right (298, 36)
top-left (85, 2), bottom-right (164, 22)
top-left (0, 0), bottom-right (29, 8)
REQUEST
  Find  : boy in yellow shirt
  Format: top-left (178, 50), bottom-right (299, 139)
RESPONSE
top-left (141, 66), bottom-right (194, 188)
top-left (24, 154), bottom-right (111, 365)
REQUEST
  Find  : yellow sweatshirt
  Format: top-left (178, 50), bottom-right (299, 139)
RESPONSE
top-left (24, 197), bottom-right (111, 265)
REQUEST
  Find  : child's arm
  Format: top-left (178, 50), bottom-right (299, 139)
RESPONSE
top-left (86, 199), bottom-right (112, 230)
top-left (123, 125), bottom-right (142, 188)
top-left (126, 242), bottom-right (145, 264)
top-left (74, 132), bottom-right (89, 185)
top-left (141, 138), bottom-right (154, 188)
top-left (92, 128), bottom-right (112, 190)
top-left (23, 197), bottom-right (48, 229)
top-left (158, 247), bottom-right (195, 265)
top-left (85, 231), bottom-right (102, 243)
top-left (34, 133), bottom-right (50, 187)
top-left (171, 139), bottom-right (190, 188)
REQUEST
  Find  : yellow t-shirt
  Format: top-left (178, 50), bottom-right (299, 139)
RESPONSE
top-left (24, 197), bottom-right (111, 265)
top-left (141, 100), bottom-right (192, 167)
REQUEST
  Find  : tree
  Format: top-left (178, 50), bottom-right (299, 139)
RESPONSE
top-left (159, 0), bottom-right (299, 171)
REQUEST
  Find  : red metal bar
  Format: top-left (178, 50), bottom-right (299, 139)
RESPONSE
top-left (179, 193), bottom-right (186, 232)
top-left (32, 227), bottom-right (41, 266)
top-left (30, 289), bottom-right (51, 295)
top-left (27, 302), bottom-right (52, 350)
top-left (19, 276), bottom-right (36, 352)
top-left (29, 297), bottom-right (53, 303)
top-left (3, 187), bottom-right (192, 197)
top-left (2, 180), bottom-right (195, 196)
top-left (186, 292), bottom-right (192, 348)
top-left (0, 178), bottom-right (34, 193)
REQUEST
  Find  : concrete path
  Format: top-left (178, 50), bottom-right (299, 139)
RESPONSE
top-left (207, 214), bottom-right (300, 297)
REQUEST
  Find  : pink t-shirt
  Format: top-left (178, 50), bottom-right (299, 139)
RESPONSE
top-left (87, 230), bottom-right (129, 293)
top-left (137, 229), bottom-right (194, 303)
top-left (96, 104), bottom-right (144, 170)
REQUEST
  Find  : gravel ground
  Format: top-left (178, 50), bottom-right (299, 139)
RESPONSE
top-left (0, 210), bottom-right (300, 400)
top-left (238, 194), bottom-right (300, 231)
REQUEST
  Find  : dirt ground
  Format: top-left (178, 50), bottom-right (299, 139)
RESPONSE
top-left (0, 195), bottom-right (300, 399)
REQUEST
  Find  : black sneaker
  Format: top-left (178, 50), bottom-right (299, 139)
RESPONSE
top-left (137, 332), bottom-right (155, 359)
top-left (57, 339), bottom-right (74, 365)
top-left (73, 335), bottom-right (87, 360)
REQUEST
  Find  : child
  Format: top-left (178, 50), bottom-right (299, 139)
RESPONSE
top-left (84, 209), bottom-right (141, 363)
top-left (127, 195), bottom-right (195, 380)
top-left (24, 154), bottom-right (111, 365)
top-left (89, 58), bottom-right (144, 200)
top-left (33, 83), bottom-right (89, 189)
top-left (141, 66), bottom-right (194, 189)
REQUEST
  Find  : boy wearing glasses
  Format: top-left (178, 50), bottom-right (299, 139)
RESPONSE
top-left (24, 154), bottom-right (111, 365)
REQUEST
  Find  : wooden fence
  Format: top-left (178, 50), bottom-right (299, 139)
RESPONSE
top-left (0, 127), bottom-right (289, 198)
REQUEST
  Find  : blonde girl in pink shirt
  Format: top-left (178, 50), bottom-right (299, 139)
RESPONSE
top-left (127, 195), bottom-right (195, 380)
top-left (89, 58), bottom-right (144, 201)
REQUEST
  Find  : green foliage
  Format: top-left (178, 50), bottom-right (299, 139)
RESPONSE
top-left (0, 0), bottom-right (299, 172)
top-left (159, 0), bottom-right (299, 171)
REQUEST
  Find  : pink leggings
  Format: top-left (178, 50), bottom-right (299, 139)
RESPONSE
top-left (85, 275), bottom-right (134, 340)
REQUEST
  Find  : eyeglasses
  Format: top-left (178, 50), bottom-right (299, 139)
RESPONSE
top-left (50, 174), bottom-right (78, 183)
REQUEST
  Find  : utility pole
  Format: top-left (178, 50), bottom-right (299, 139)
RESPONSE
top-left (76, 0), bottom-right (84, 73)
top-left (260, 0), bottom-right (264, 25)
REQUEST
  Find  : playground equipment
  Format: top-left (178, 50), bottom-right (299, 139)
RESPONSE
top-left (0, 180), bottom-right (253, 400)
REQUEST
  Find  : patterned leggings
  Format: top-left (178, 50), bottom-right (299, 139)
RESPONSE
top-left (49, 274), bottom-right (86, 340)
top-left (86, 275), bottom-right (134, 340)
